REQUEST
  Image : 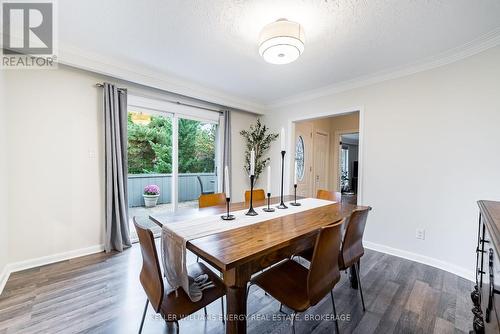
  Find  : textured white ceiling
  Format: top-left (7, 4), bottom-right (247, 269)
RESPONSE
top-left (59, 0), bottom-right (500, 105)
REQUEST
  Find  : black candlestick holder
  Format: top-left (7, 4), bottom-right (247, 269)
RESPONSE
top-left (263, 192), bottom-right (275, 212)
top-left (277, 150), bottom-right (288, 209)
top-left (246, 175), bottom-right (258, 216)
top-left (221, 197), bottom-right (235, 220)
top-left (290, 184), bottom-right (301, 206)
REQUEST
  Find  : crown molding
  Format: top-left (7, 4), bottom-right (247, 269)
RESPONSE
top-left (57, 44), bottom-right (267, 115)
top-left (267, 28), bottom-right (500, 109)
top-left (56, 27), bottom-right (500, 114)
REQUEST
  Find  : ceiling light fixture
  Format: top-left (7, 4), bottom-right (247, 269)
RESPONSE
top-left (259, 19), bottom-right (305, 65)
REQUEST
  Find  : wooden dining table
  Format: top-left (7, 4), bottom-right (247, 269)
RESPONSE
top-left (150, 195), bottom-right (368, 334)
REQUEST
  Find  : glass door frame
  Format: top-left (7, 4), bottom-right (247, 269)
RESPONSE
top-left (128, 94), bottom-right (221, 213)
top-left (171, 114), bottom-right (179, 211)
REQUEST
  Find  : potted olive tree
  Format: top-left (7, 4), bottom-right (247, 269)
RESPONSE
top-left (143, 184), bottom-right (160, 207)
top-left (240, 119), bottom-right (278, 183)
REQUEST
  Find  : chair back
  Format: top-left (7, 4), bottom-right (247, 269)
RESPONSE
top-left (196, 176), bottom-right (205, 194)
top-left (134, 218), bottom-right (164, 313)
top-left (197, 176), bottom-right (215, 195)
top-left (244, 189), bottom-right (266, 202)
top-left (340, 208), bottom-right (371, 268)
top-left (307, 220), bottom-right (343, 305)
top-left (316, 189), bottom-right (342, 202)
top-left (199, 192), bottom-right (226, 208)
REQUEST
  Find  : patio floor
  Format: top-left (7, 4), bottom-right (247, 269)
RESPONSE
top-left (128, 200), bottom-right (199, 240)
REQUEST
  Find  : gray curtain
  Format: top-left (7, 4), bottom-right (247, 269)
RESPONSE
top-left (104, 83), bottom-right (131, 252)
top-left (221, 110), bottom-right (232, 196)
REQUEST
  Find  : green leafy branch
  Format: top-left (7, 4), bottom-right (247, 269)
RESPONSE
top-left (239, 119), bottom-right (279, 183)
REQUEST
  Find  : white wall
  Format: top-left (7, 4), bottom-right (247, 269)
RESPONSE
top-left (3, 65), bottom-right (256, 267)
top-left (0, 71), bottom-right (9, 285)
top-left (5, 67), bottom-right (105, 263)
top-left (264, 46), bottom-right (500, 279)
top-left (230, 112), bottom-right (259, 203)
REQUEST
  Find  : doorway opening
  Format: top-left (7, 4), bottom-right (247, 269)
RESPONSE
top-left (292, 111), bottom-right (360, 205)
top-left (338, 132), bottom-right (359, 205)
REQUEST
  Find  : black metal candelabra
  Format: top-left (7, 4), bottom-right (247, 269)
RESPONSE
top-left (246, 175), bottom-right (258, 216)
top-left (263, 192), bottom-right (275, 212)
top-left (290, 184), bottom-right (301, 206)
top-left (221, 197), bottom-right (235, 220)
top-left (277, 150), bottom-right (288, 209)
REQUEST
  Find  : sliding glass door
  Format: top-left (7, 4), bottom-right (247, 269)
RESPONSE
top-left (178, 118), bottom-right (218, 209)
top-left (127, 107), bottom-right (174, 241)
top-left (126, 95), bottom-right (220, 238)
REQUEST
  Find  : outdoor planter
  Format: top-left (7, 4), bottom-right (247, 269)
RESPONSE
top-left (143, 185), bottom-right (160, 208)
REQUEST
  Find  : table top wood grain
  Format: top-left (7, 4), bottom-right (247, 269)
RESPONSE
top-left (149, 196), bottom-right (368, 272)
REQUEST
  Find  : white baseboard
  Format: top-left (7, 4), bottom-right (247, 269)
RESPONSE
top-left (0, 264), bottom-right (10, 297)
top-left (1, 241), bottom-right (476, 296)
top-left (364, 241), bottom-right (475, 282)
top-left (0, 244), bottom-right (104, 296)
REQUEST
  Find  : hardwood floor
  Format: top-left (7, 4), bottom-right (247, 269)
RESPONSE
top-left (0, 241), bottom-right (473, 333)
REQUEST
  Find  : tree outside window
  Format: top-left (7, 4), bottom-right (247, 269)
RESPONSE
top-left (127, 112), bottom-right (216, 174)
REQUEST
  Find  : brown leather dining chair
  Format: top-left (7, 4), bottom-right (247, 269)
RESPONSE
top-left (317, 189), bottom-right (342, 202)
top-left (292, 189), bottom-right (342, 261)
top-left (248, 220), bottom-right (344, 333)
top-left (338, 207), bottom-right (371, 311)
top-left (298, 207), bottom-right (371, 312)
top-left (197, 193), bottom-right (227, 262)
top-left (244, 189), bottom-right (266, 202)
top-left (299, 207), bottom-right (372, 311)
top-left (134, 219), bottom-right (226, 333)
top-left (198, 192), bottom-right (226, 208)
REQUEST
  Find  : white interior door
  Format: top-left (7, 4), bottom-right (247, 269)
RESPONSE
top-left (313, 131), bottom-right (329, 194)
top-left (294, 122), bottom-right (313, 197)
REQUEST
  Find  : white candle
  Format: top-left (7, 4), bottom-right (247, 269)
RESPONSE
top-left (250, 149), bottom-right (255, 176)
top-left (224, 165), bottom-right (230, 198)
top-left (280, 128), bottom-right (285, 151)
top-left (267, 165), bottom-right (271, 195)
top-left (294, 160), bottom-right (298, 185)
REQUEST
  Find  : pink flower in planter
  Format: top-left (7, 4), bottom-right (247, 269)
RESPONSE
top-left (144, 184), bottom-right (160, 195)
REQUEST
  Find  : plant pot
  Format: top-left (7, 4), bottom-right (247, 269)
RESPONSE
top-left (143, 194), bottom-right (160, 208)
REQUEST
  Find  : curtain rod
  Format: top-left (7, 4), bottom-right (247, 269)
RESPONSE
top-left (95, 83), bottom-right (223, 114)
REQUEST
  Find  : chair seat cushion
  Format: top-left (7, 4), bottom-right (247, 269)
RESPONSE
top-left (251, 260), bottom-right (311, 312)
top-left (160, 262), bottom-right (225, 320)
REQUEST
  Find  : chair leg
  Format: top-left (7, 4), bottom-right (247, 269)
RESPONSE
top-left (174, 320), bottom-right (179, 334)
top-left (291, 312), bottom-right (297, 334)
top-left (246, 283), bottom-right (253, 298)
top-left (355, 261), bottom-right (366, 311)
top-left (330, 291), bottom-right (340, 334)
top-left (138, 299), bottom-right (148, 334)
top-left (260, 270), bottom-right (269, 295)
top-left (349, 265), bottom-right (358, 289)
top-left (196, 256), bottom-right (199, 262)
top-left (221, 296), bottom-right (225, 324)
top-left (204, 306), bottom-right (208, 318)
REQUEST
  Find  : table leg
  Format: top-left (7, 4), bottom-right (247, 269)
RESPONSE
top-left (224, 267), bottom-right (250, 334)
